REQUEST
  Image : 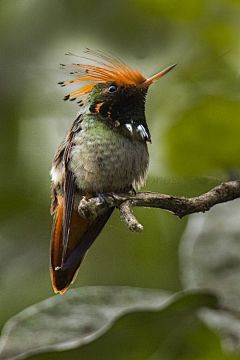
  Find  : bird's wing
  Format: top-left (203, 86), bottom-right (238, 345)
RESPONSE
top-left (50, 120), bottom-right (114, 294)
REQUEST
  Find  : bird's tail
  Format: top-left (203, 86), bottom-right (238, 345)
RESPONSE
top-left (50, 197), bottom-right (114, 294)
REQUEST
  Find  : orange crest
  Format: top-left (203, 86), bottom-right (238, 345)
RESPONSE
top-left (59, 49), bottom-right (147, 102)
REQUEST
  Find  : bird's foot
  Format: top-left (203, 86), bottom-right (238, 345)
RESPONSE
top-left (129, 186), bottom-right (136, 195)
top-left (97, 193), bottom-right (110, 208)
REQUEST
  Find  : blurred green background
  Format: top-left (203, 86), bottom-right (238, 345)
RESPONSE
top-left (1, 0), bottom-right (240, 358)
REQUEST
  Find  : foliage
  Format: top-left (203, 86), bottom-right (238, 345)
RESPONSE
top-left (0, 288), bottom-right (217, 360)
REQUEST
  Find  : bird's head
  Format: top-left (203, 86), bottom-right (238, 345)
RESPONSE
top-left (59, 49), bottom-right (176, 141)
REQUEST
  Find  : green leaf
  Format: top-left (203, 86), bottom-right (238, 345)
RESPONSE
top-left (167, 96), bottom-right (240, 175)
top-left (0, 287), bottom-right (217, 360)
top-left (203, 23), bottom-right (235, 51)
top-left (134, 0), bottom-right (205, 19)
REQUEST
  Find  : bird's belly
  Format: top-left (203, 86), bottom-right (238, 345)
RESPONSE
top-left (70, 128), bottom-right (149, 193)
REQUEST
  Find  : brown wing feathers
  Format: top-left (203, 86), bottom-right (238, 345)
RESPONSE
top-left (50, 132), bottom-right (113, 294)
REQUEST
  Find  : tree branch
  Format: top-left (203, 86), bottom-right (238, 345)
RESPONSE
top-left (78, 180), bottom-right (240, 233)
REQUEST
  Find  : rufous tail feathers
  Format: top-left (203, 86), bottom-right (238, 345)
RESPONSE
top-left (50, 196), bottom-right (113, 294)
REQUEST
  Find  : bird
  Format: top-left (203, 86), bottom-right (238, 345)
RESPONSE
top-left (50, 48), bottom-right (176, 294)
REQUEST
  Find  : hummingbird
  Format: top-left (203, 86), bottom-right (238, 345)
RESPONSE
top-left (50, 49), bottom-right (176, 294)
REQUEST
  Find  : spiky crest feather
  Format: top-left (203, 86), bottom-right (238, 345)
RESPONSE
top-left (59, 49), bottom-right (147, 102)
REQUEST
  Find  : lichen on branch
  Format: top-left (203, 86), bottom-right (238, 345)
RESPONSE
top-left (78, 181), bottom-right (240, 233)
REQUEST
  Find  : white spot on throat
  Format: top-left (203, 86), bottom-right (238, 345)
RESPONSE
top-left (125, 122), bottom-right (149, 140)
top-left (137, 124), bottom-right (148, 140)
top-left (50, 166), bottom-right (63, 184)
top-left (125, 123), bottom-right (133, 133)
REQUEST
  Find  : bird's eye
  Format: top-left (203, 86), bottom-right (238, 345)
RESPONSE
top-left (107, 83), bottom-right (118, 93)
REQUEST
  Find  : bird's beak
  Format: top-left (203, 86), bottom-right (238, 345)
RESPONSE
top-left (141, 64), bottom-right (177, 88)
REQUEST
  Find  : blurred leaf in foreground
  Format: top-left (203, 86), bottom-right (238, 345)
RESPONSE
top-left (180, 199), bottom-right (240, 354)
top-left (0, 287), bottom-right (217, 360)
